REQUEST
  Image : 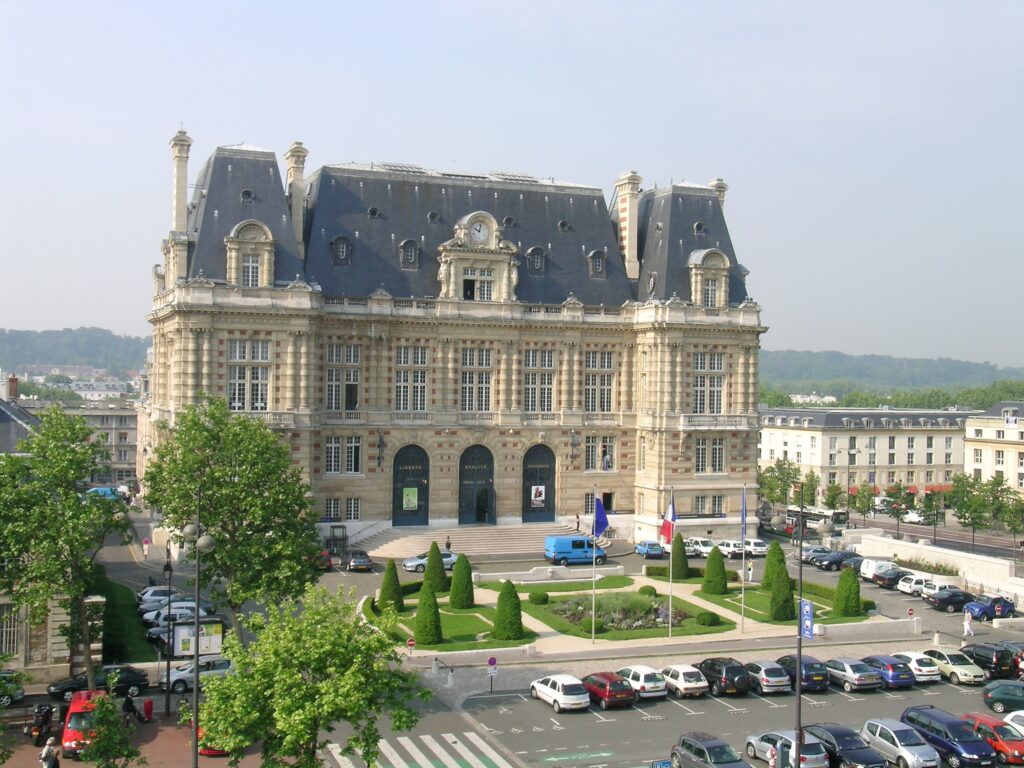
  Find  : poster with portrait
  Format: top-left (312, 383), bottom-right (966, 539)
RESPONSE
top-left (403, 487), bottom-right (418, 510)
top-left (531, 485), bottom-right (546, 508)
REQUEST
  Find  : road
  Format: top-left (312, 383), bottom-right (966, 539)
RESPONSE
top-left (854, 517), bottom-right (1022, 561)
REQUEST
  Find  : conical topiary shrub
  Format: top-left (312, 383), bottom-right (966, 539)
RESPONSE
top-left (424, 541), bottom-right (449, 594)
top-left (671, 532), bottom-right (690, 580)
top-left (769, 565), bottom-right (796, 621)
top-left (492, 580), bottom-right (524, 640)
top-left (833, 567), bottom-right (862, 617)
top-left (378, 559), bottom-right (404, 613)
top-left (701, 547), bottom-right (728, 595)
top-left (448, 554), bottom-right (474, 609)
top-left (761, 541), bottom-right (786, 593)
top-left (414, 582), bottom-right (443, 644)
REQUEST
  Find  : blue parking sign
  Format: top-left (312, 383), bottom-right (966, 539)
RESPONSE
top-left (800, 599), bottom-right (814, 640)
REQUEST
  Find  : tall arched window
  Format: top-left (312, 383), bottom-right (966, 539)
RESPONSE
top-left (331, 237), bottom-right (352, 266)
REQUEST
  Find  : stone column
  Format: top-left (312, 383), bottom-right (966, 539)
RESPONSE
top-left (559, 345), bottom-right (571, 414)
top-left (202, 329), bottom-right (214, 398)
top-left (448, 343), bottom-right (459, 411)
top-left (675, 343), bottom-right (685, 414)
top-left (288, 333), bottom-right (300, 410)
top-left (299, 333), bottom-right (311, 411)
top-left (572, 345), bottom-right (582, 411)
top-left (622, 343), bottom-right (633, 412)
top-left (511, 344), bottom-right (521, 412)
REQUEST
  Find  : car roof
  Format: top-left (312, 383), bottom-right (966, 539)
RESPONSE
top-left (963, 712), bottom-right (1006, 727)
top-left (749, 659), bottom-right (784, 668)
top-left (664, 663), bottom-right (701, 672)
top-left (620, 664), bottom-right (660, 673)
top-left (829, 657), bottom-right (865, 665)
top-left (684, 732), bottom-right (728, 747)
top-left (542, 673), bottom-right (583, 684)
top-left (808, 723), bottom-right (858, 736)
top-left (904, 706), bottom-right (961, 724)
top-left (865, 655), bottom-right (904, 663)
top-left (586, 671), bottom-right (627, 681)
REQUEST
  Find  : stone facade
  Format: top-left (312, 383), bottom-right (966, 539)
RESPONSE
top-left (964, 401), bottom-right (1024, 497)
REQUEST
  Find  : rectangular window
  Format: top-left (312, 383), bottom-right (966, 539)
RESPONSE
top-left (695, 438), bottom-right (708, 473)
top-left (703, 278), bottom-right (717, 307)
top-left (849, 436), bottom-right (858, 450)
top-left (849, 452), bottom-right (858, 465)
top-left (996, 450), bottom-right (1005, 466)
top-left (828, 453), bottom-right (837, 467)
top-left (829, 436), bottom-right (838, 450)
top-left (1019, 452), bottom-right (1024, 469)
top-left (346, 498), bottom-right (361, 521)
top-left (711, 438), bottom-right (725, 472)
top-left (694, 352), bottom-right (707, 371)
top-left (228, 366), bottom-right (247, 411)
top-left (116, 415), bottom-right (129, 427)
top-left (584, 351), bottom-right (613, 413)
top-left (0, 604), bottom-right (18, 655)
top-left (888, 452), bottom-right (896, 465)
top-left (461, 348), bottom-right (492, 412)
top-left (887, 470), bottom-right (897, 483)
top-left (974, 429), bottom-right (983, 438)
top-left (810, 436), bottom-right (817, 449)
top-left (997, 430), bottom-right (1005, 439)
top-left (849, 472), bottom-right (857, 485)
top-left (694, 495), bottom-right (707, 516)
top-left (888, 436), bottom-right (896, 450)
top-left (326, 368), bottom-right (343, 410)
top-left (926, 436), bottom-right (934, 449)
top-left (907, 436), bottom-right (915, 450)
top-left (325, 437), bottom-right (341, 474)
top-left (869, 451), bottom-right (876, 465)
top-left (945, 452), bottom-right (953, 465)
top-left (974, 448), bottom-right (983, 463)
top-left (346, 436), bottom-right (362, 474)
top-left (585, 436), bottom-right (615, 470)
top-left (906, 470), bottom-right (915, 483)
top-left (639, 436), bottom-right (646, 471)
top-left (926, 452), bottom-right (933, 464)
top-left (117, 449), bottom-right (128, 462)
top-left (324, 498), bottom-right (341, 521)
top-left (926, 470), bottom-right (934, 483)
top-left (228, 340), bottom-right (247, 361)
top-left (867, 436), bottom-right (877, 450)
top-left (241, 254), bottom-right (260, 287)
top-left (711, 495), bottom-right (724, 516)
top-left (327, 344), bottom-right (360, 412)
top-left (907, 452), bottom-right (915, 465)
top-left (828, 471), bottom-right (837, 485)
top-left (944, 470), bottom-right (953, 481)
top-left (227, 340), bottom-right (269, 411)
top-left (945, 436), bottom-right (953, 449)
top-left (584, 492), bottom-right (595, 516)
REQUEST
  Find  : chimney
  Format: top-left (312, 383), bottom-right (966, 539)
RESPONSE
top-left (614, 171), bottom-right (642, 280)
top-left (709, 177), bottom-right (728, 208)
top-left (6, 374), bottom-right (17, 402)
top-left (284, 141), bottom-right (309, 258)
top-left (170, 130), bottom-right (193, 233)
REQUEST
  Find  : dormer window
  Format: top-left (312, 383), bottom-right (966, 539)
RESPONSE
top-left (241, 254), bottom-right (260, 287)
top-left (557, 219), bottom-right (570, 232)
top-left (462, 267), bottom-right (494, 301)
top-left (331, 236), bottom-right (352, 266)
top-left (526, 247), bottom-right (545, 274)
top-left (587, 249), bottom-right (606, 278)
top-left (703, 277), bottom-right (718, 307)
top-left (400, 240), bottom-right (419, 269)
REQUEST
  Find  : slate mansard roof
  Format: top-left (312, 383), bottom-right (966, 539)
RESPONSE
top-left (182, 146), bottom-right (751, 306)
top-left (758, 407), bottom-right (977, 429)
top-left (0, 398), bottom-right (39, 454)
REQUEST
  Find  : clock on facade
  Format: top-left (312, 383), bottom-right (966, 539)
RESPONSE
top-left (469, 221), bottom-right (490, 244)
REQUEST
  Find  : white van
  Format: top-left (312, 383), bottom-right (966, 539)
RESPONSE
top-left (859, 559), bottom-right (896, 582)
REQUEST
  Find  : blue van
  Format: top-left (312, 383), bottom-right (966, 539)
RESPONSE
top-left (544, 536), bottom-right (606, 566)
top-left (901, 706), bottom-right (996, 768)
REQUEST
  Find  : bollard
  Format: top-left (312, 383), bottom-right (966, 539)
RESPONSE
top-left (933, 631), bottom-right (941, 645)
top-left (432, 658), bottom-right (439, 676)
top-left (446, 669), bottom-right (455, 688)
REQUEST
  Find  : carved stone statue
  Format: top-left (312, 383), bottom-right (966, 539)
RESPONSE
top-left (438, 256), bottom-right (451, 298)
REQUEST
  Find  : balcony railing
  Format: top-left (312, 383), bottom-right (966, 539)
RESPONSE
top-left (681, 414), bottom-right (757, 430)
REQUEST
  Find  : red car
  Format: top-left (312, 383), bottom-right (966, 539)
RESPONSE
top-left (962, 712), bottom-right (1024, 764)
top-left (581, 672), bottom-right (635, 710)
top-left (62, 690), bottom-right (105, 759)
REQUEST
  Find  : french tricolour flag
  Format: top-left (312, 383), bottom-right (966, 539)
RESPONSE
top-left (661, 495), bottom-right (676, 542)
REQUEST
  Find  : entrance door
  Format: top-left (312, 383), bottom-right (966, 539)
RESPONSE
top-left (392, 445), bottom-right (429, 526)
top-left (458, 445), bottom-right (495, 525)
top-left (522, 444), bottom-right (556, 523)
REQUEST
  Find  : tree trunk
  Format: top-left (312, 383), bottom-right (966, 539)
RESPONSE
top-left (78, 597), bottom-right (97, 690)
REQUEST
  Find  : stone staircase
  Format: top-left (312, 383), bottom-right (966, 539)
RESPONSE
top-left (359, 522), bottom-right (582, 559)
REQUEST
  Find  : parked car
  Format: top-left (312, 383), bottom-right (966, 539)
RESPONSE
top-left (717, 540), bottom-right (745, 560)
top-left (745, 539), bottom-right (769, 557)
top-left (965, 596), bottom-right (1016, 622)
top-left (138, 596), bottom-right (214, 616)
top-left (47, 664), bottom-right (150, 702)
top-left (696, 657), bottom-right (751, 696)
top-left (674, 732), bottom-right (751, 768)
top-left (824, 657), bottom-right (883, 692)
top-left (802, 546), bottom-right (833, 564)
top-left (777, 654), bottom-right (830, 693)
top-left (815, 551), bottom-right (858, 571)
top-left (142, 606), bottom-right (206, 627)
top-left (745, 731), bottom-right (828, 768)
top-left (923, 648), bottom-right (987, 686)
top-left (805, 723), bottom-right (887, 768)
top-left (744, 661), bottom-right (792, 695)
top-left (861, 718), bottom-right (941, 768)
top-left (617, 665), bottom-right (668, 699)
top-left (841, 556), bottom-right (865, 572)
top-left (900, 705), bottom-right (997, 768)
top-left (862, 656), bottom-right (916, 689)
top-left (860, 560), bottom-right (897, 582)
top-left (402, 550), bottom-right (457, 572)
top-left (337, 549), bottom-right (374, 572)
top-left (0, 670), bottom-right (25, 707)
top-left (959, 644), bottom-right (1016, 680)
top-left (311, 549), bottom-right (332, 571)
top-left (1005, 712), bottom-right (1024, 733)
top-left (687, 538), bottom-right (716, 558)
top-left (809, 549), bottom-right (846, 567)
top-left (662, 664), bottom-right (710, 698)
top-left (635, 541), bottom-right (665, 559)
top-left (529, 674), bottom-right (590, 713)
top-left (961, 712), bottom-right (1024, 764)
top-left (544, 536), bottom-right (606, 566)
top-left (892, 652), bottom-right (943, 683)
top-left (926, 589), bottom-right (977, 613)
top-left (581, 672), bottom-right (635, 710)
top-left (897, 575), bottom-right (929, 597)
top-left (923, 581), bottom-right (960, 599)
top-left (136, 585), bottom-right (182, 604)
top-left (982, 681), bottom-right (1024, 714)
top-left (158, 655), bottom-right (234, 694)
top-left (873, 569), bottom-right (914, 590)
top-left (61, 690), bottom-right (104, 759)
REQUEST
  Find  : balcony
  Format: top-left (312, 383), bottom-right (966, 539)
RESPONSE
top-left (681, 414), bottom-right (758, 431)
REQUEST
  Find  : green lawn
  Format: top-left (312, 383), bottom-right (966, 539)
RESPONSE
top-left (366, 600), bottom-right (536, 651)
top-left (521, 594), bottom-right (734, 640)
top-left (477, 576), bottom-right (635, 593)
top-left (693, 587), bottom-right (868, 626)
top-left (95, 566), bottom-right (157, 663)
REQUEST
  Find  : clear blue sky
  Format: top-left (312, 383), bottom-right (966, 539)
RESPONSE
top-left (2, 1), bottom-right (1021, 366)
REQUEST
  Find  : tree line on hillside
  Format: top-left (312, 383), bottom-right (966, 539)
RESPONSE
top-left (760, 379), bottom-right (1024, 411)
top-left (0, 328), bottom-right (149, 375)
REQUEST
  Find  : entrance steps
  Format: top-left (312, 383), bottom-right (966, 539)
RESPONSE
top-left (360, 522), bottom-right (577, 559)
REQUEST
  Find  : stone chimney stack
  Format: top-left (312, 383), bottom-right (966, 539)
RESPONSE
top-left (284, 141), bottom-right (309, 258)
top-left (614, 171), bottom-right (643, 280)
top-left (709, 177), bottom-right (728, 208)
top-left (170, 130), bottom-right (193, 233)
top-left (6, 374), bottom-right (18, 402)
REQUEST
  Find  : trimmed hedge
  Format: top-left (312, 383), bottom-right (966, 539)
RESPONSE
top-left (528, 591), bottom-right (550, 605)
top-left (378, 559), bottom-right (405, 613)
top-left (671, 532), bottom-right (691, 580)
top-left (702, 548), bottom-right (729, 595)
top-left (647, 565), bottom-right (740, 581)
top-left (448, 554), bottom-right (474, 608)
top-left (696, 611), bottom-right (721, 626)
top-left (493, 580), bottom-right (525, 640)
top-left (414, 583), bottom-right (443, 644)
top-left (800, 579), bottom-right (876, 611)
top-left (638, 585), bottom-right (658, 597)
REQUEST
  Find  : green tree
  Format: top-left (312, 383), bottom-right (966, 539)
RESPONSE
top-left (701, 547), bottom-right (728, 595)
top-left (492, 580), bottom-right (524, 640)
top-left (761, 541), bottom-right (786, 593)
top-left (885, 482), bottom-right (911, 540)
top-left (853, 480), bottom-right (875, 525)
top-left (199, 585), bottom-right (429, 768)
top-left (997, 497), bottom-right (1024, 566)
top-left (920, 492), bottom-right (945, 541)
top-left (423, 541), bottom-right (448, 594)
top-left (757, 465), bottom-right (781, 505)
top-left (414, 583), bottom-right (443, 645)
top-left (800, 471), bottom-right (821, 507)
top-left (769, 566), bottom-right (796, 621)
top-left (142, 397), bottom-right (323, 638)
top-left (0, 655), bottom-right (17, 763)
top-left (448, 554), bottom-right (474, 609)
top-left (378, 559), bottom-right (404, 613)
top-left (950, 473), bottom-right (989, 552)
top-left (823, 483), bottom-right (844, 511)
top-left (0, 407), bottom-right (130, 690)
top-left (80, 672), bottom-right (147, 768)
top-left (773, 459), bottom-right (802, 504)
top-left (670, 532), bottom-right (690, 580)
top-left (832, 568), bottom-right (862, 617)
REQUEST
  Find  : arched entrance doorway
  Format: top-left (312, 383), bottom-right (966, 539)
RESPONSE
top-left (521, 444), bottom-right (556, 523)
top-left (392, 445), bottom-right (429, 526)
top-left (458, 445), bottom-right (495, 525)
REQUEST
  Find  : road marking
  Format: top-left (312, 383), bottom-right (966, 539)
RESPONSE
top-left (836, 691), bottom-right (864, 702)
top-left (801, 694), bottom-right (830, 708)
top-left (463, 731), bottom-right (516, 768)
top-left (590, 712), bottom-right (616, 722)
top-left (750, 692), bottom-right (787, 708)
top-left (550, 717), bottom-right (565, 731)
top-left (398, 736), bottom-right (435, 768)
top-left (913, 685), bottom-right (941, 696)
top-left (710, 697), bottom-right (743, 712)
top-left (325, 744), bottom-right (356, 768)
top-left (424, 735), bottom-right (476, 768)
top-left (378, 739), bottom-right (411, 768)
top-left (882, 691), bottom-right (907, 701)
top-left (667, 699), bottom-right (704, 715)
top-left (443, 733), bottom-right (489, 768)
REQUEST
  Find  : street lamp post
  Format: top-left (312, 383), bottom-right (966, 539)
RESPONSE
top-left (794, 484), bottom-right (805, 768)
top-left (162, 547), bottom-right (173, 718)
top-left (182, 520), bottom-right (215, 768)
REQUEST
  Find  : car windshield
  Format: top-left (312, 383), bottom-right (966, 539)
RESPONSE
top-left (724, 665), bottom-right (745, 678)
top-left (67, 712), bottom-right (95, 731)
top-left (562, 683), bottom-right (586, 696)
top-left (643, 673), bottom-right (664, 683)
top-left (894, 729), bottom-right (926, 746)
top-left (683, 672), bottom-right (706, 683)
top-left (892, 663), bottom-right (911, 674)
top-left (764, 668), bottom-right (788, 678)
top-left (609, 680), bottom-right (632, 692)
top-left (835, 734), bottom-right (867, 749)
top-left (996, 724), bottom-right (1024, 740)
top-left (849, 663), bottom-right (873, 674)
top-left (977, 596), bottom-right (995, 605)
top-left (802, 743), bottom-right (826, 756)
top-left (707, 745), bottom-right (742, 764)
top-left (805, 663), bottom-right (827, 675)
top-left (910, 657), bottom-right (936, 667)
top-left (948, 725), bottom-right (979, 742)
top-left (946, 653), bottom-right (971, 665)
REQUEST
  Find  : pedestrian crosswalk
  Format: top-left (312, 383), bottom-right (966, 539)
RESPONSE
top-left (325, 731), bottom-right (516, 768)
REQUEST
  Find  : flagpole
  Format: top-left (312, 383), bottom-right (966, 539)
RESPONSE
top-left (668, 487), bottom-right (674, 639)
top-left (741, 484), bottom-right (747, 635)
top-left (591, 485), bottom-right (597, 645)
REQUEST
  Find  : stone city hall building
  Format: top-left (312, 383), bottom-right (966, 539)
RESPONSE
top-left (137, 132), bottom-right (766, 541)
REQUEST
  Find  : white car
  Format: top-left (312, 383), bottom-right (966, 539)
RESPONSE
top-left (661, 664), bottom-right (708, 698)
top-left (617, 665), bottom-right (668, 698)
top-left (140, 600), bottom-right (211, 620)
top-left (922, 581), bottom-right (959, 598)
top-left (158, 655), bottom-right (234, 693)
top-left (686, 538), bottom-right (715, 558)
top-left (136, 585), bottom-right (182, 604)
top-left (716, 540), bottom-right (745, 560)
top-left (896, 575), bottom-right (928, 597)
top-left (530, 674), bottom-right (590, 712)
top-left (891, 652), bottom-right (942, 683)
top-left (146, 608), bottom-right (204, 628)
top-left (744, 539), bottom-right (769, 557)
top-left (1005, 712), bottom-right (1024, 732)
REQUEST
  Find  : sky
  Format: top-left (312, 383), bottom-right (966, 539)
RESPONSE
top-left (1, 1), bottom-right (1021, 367)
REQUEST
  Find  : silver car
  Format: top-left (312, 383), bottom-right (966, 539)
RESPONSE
top-left (746, 731), bottom-right (829, 768)
top-left (158, 655), bottom-right (234, 693)
top-left (744, 661), bottom-right (791, 695)
top-left (402, 550), bottom-right (457, 572)
top-left (824, 657), bottom-right (883, 692)
top-left (861, 718), bottom-right (940, 768)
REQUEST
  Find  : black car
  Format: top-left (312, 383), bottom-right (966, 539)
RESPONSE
top-left (805, 724), bottom-right (887, 768)
top-left (338, 549), bottom-right (374, 572)
top-left (841, 556), bottom-right (864, 572)
top-left (815, 552), bottom-right (858, 572)
top-left (925, 589), bottom-right (976, 613)
top-left (672, 731), bottom-right (751, 768)
top-left (960, 644), bottom-right (1015, 680)
top-left (696, 657), bottom-right (751, 697)
top-left (777, 654), bottom-right (830, 693)
top-left (873, 569), bottom-right (913, 589)
top-left (46, 664), bottom-right (150, 702)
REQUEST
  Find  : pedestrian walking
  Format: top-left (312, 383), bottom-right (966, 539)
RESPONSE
top-left (444, 535), bottom-right (451, 551)
top-left (963, 608), bottom-right (975, 637)
top-left (747, 562), bottom-right (754, 583)
top-left (39, 737), bottom-right (59, 768)
top-left (575, 513), bottom-right (580, 532)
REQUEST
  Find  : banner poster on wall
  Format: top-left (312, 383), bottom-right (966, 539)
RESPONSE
top-left (403, 487), bottom-right (418, 510)
top-left (531, 485), bottom-right (546, 507)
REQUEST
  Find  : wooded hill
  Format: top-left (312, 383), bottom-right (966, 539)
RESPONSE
top-left (0, 328), bottom-right (149, 376)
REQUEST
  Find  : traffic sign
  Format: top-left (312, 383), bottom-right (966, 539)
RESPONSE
top-left (487, 666), bottom-right (497, 677)
top-left (652, 761), bottom-right (672, 768)
top-left (487, 656), bottom-right (497, 667)
top-left (406, 638), bottom-right (416, 648)
top-left (907, 607), bottom-right (914, 617)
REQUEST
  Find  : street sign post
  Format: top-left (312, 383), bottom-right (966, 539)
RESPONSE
top-left (800, 599), bottom-right (814, 640)
top-left (142, 537), bottom-right (150, 557)
top-left (406, 638), bottom-right (416, 656)
top-left (907, 607), bottom-right (914, 618)
top-left (487, 656), bottom-right (498, 692)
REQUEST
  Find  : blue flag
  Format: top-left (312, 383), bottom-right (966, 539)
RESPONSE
top-left (593, 498), bottom-right (609, 538)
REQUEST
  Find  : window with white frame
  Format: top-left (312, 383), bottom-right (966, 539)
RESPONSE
top-left (711, 495), bottom-right (724, 516)
top-left (523, 349), bottom-right (554, 412)
top-left (828, 471), bottom-right (837, 484)
top-left (584, 492), bottom-right (595, 516)
top-left (703, 278), bottom-right (718, 307)
top-left (228, 339), bottom-right (270, 411)
top-left (829, 436), bottom-right (838, 450)
top-left (1019, 452), bottom-right (1024, 469)
top-left (326, 343), bottom-right (360, 411)
top-left (907, 436), bottom-right (915, 450)
top-left (325, 437), bottom-right (341, 474)
top-left (926, 470), bottom-right (934, 483)
top-left (887, 470), bottom-right (896, 483)
top-left (907, 453), bottom-right (915, 465)
top-left (346, 436), bottom-right (362, 473)
top-left (711, 439), bottom-right (725, 472)
top-left (324, 498), bottom-right (341, 521)
top-left (810, 436), bottom-right (817, 449)
top-left (117, 450), bottom-right (128, 462)
top-left (692, 352), bottom-right (724, 414)
top-left (974, 448), bottom-right (983, 464)
top-left (998, 430), bottom-right (1006, 439)
top-left (585, 435), bottom-right (615, 471)
top-left (0, 604), bottom-right (17, 655)
top-left (945, 452), bottom-right (952, 465)
top-left (996, 450), bottom-right (1005, 466)
top-left (906, 471), bottom-right (915, 483)
top-left (241, 254), bottom-right (260, 287)
top-left (694, 495), bottom-right (707, 516)
top-left (584, 351), bottom-right (613, 412)
top-left (695, 438), bottom-right (708, 473)
top-left (1019, 473), bottom-right (1024, 490)
top-left (462, 266), bottom-right (494, 301)
top-left (346, 498), bottom-right (361, 521)
top-left (945, 436), bottom-right (953, 449)
top-left (460, 347), bottom-right (492, 411)
top-left (639, 436), bottom-right (646, 471)
top-left (395, 346), bottom-right (427, 412)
